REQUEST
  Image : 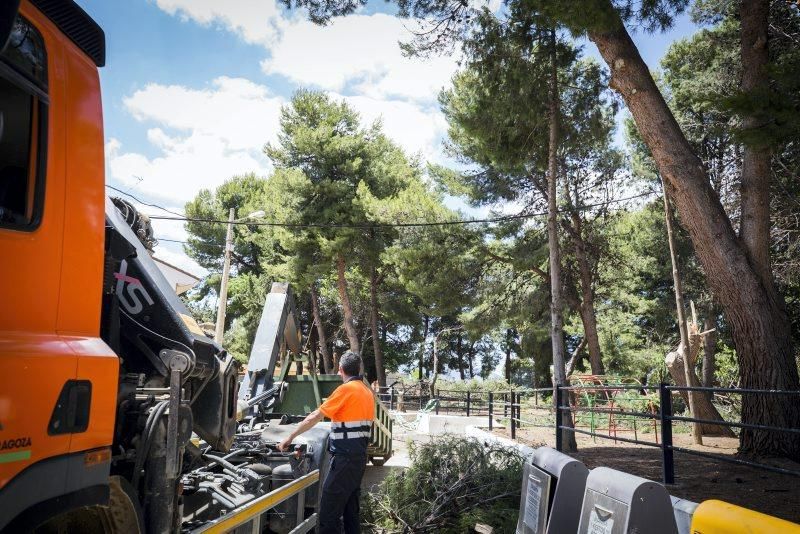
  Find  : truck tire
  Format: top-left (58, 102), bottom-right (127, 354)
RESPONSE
top-left (34, 477), bottom-right (143, 534)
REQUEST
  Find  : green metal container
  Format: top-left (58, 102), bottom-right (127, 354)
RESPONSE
top-left (272, 373), bottom-right (392, 465)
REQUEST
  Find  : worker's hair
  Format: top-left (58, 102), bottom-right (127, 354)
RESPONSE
top-left (339, 351), bottom-right (362, 378)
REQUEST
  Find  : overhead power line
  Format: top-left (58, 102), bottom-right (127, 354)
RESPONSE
top-left (105, 184), bottom-right (186, 218)
top-left (143, 191), bottom-right (656, 229)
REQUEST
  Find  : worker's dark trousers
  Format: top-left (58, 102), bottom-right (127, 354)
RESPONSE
top-left (319, 452), bottom-right (367, 534)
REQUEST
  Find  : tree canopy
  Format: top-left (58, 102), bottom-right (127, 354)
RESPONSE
top-left (181, 0), bottom-right (800, 459)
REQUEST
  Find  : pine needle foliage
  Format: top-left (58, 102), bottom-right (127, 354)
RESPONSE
top-left (363, 436), bottom-right (524, 533)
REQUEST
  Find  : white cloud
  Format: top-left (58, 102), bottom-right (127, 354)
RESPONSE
top-left (106, 77), bottom-right (283, 204)
top-left (124, 77), bottom-right (283, 152)
top-left (153, 0), bottom-right (288, 46)
top-left (150, 217), bottom-right (189, 242)
top-left (148, 3), bottom-right (463, 172)
top-left (261, 14), bottom-right (459, 102)
top-left (153, 244), bottom-right (208, 277)
top-left (106, 75), bottom-right (451, 208)
top-left (333, 93), bottom-right (448, 160)
top-left (151, 3), bottom-right (461, 104)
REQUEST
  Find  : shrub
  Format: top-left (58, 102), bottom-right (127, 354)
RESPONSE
top-left (363, 436), bottom-right (524, 533)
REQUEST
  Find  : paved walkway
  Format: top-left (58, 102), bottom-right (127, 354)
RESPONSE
top-left (361, 414), bottom-right (432, 492)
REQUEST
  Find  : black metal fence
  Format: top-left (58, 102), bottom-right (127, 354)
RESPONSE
top-left (379, 382), bottom-right (800, 484)
top-left (374, 385), bottom-right (431, 412)
top-left (550, 383), bottom-right (800, 484)
top-left (486, 389), bottom-right (555, 440)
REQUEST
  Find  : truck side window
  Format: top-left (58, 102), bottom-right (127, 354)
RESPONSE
top-left (0, 17), bottom-right (47, 230)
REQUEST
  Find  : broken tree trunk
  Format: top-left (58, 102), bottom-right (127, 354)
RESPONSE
top-left (702, 314), bottom-right (717, 388)
top-left (565, 337), bottom-right (587, 378)
top-left (662, 178), bottom-right (703, 445)
top-left (665, 319), bottom-right (736, 438)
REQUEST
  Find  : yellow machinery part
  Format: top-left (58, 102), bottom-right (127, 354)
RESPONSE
top-left (691, 500), bottom-right (800, 534)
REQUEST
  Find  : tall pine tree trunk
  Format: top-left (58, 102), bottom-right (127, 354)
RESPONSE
top-left (310, 283), bottom-right (332, 373)
top-left (369, 266), bottom-right (387, 387)
top-left (430, 333), bottom-right (440, 397)
top-left (336, 254), bottom-right (360, 354)
top-left (588, 5), bottom-right (800, 459)
top-left (457, 333), bottom-right (465, 380)
top-left (739, 0), bottom-right (773, 295)
top-left (546, 29), bottom-right (576, 451)
top-left (567, 195), bottom-right (605, 376)
top-left (419, 314), bottom-right (429, 379)
top-left (505, 328), bottom-right (513, 383)
top-left (468, 341), bottom-right (475, 379)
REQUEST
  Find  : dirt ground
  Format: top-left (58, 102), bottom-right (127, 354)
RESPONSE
top-left (495, 426), bottom-right (800, 523)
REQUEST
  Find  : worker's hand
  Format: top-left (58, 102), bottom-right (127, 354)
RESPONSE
top-left (277, 437), bottom-right (292, 452)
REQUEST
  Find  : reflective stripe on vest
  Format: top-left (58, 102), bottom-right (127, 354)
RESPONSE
top-left (329, 420), bottom-right (372, 440)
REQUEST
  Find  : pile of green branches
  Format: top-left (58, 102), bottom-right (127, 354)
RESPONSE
top-left (363, 436), bottom-right (524, 533)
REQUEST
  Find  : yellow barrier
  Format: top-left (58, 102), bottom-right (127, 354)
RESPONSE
top-left (691, 500), bottom-right (800, 533)
top-left (191, 469), bottom-right (320, 534)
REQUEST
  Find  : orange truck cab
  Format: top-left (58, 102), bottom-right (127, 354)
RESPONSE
top-left (0, 2), bottom-right (239, 532)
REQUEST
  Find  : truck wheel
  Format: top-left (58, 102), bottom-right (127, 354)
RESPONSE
top-left (34, 477), bottom-right (143, 534)
top-left (105, 476), bottom-right (145, 533)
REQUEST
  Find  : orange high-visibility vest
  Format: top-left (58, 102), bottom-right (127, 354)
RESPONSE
top-left (319, 378), bottom-right (375, 455)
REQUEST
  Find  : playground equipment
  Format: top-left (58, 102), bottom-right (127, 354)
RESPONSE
top-left (567, 375), bottom-right (660, 444)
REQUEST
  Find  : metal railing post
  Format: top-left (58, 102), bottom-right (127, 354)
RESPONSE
top-left (504, 392), bottom-right (509, 418)
top-left (555, 384), bottom-right (563, 452)
top-left (389, 386), bottom-right (395, 410)
top-left (466, 391), bottom-right (471, 417)
top-left (435, 389), bottom-right (440, 415)
top-left (510, 392), bottom-right (516, 440)
top-left (488, 392), bottom-right (494, 431)
top-left (659, 383), bottom-right (675, 484)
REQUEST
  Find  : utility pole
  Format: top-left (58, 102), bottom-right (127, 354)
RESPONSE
top-left (213, 208), bottom-right (265, 345)
top-left (214, 208), bottom-right (236, 344)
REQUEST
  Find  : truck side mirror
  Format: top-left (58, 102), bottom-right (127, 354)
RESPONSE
top-left (0, 0), bottom-right (21, 54)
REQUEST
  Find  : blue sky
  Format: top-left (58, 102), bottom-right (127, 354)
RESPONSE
top-left (79, 0), bottom-right (699, 274)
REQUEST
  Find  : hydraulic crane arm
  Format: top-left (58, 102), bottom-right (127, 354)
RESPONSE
top-left (239, 282), bottom-right (303, 408)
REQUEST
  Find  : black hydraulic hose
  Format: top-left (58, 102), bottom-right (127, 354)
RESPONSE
top-left (222, 449), bottom-right (250, 461)
top-left (132, 400), bottom-right (169, 489)
top-left (201, 453), bottom-right (248, 480)
top-left (246, 385), bottom-right (279, 407)
top-left (133, 401), bottom-right (167, 485)
top-left (202, 453), bottom-right (240, 472)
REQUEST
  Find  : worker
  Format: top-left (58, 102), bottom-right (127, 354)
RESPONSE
top-left (278, 351), bottom-right (375, 533)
